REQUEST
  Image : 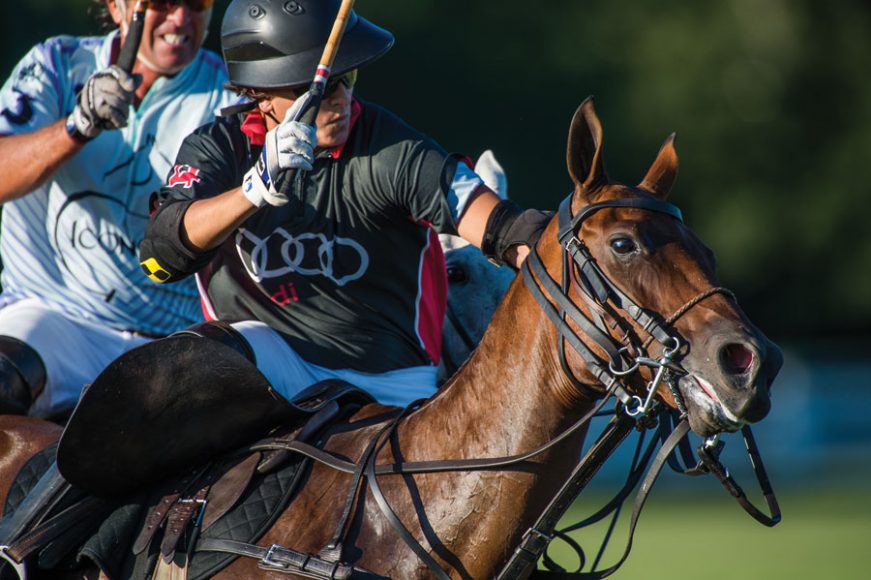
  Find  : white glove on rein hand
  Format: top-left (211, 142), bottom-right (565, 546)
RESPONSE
top-left (242, 91), bottom-right (318, 208)
top-left (67, 65), bottom-right (139, 141)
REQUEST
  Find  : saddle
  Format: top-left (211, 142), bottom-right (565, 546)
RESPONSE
top-left (1, 334), bottom-right (378, 579)
top-left (57, 334), bottom-right (370, 498)
top-left (2, 405), bottom-right (357, 580)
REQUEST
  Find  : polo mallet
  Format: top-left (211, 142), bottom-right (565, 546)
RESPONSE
top-left (116, 0), bottom-right (150, 72)
top-left (292, 0), bottom-right (357, 191)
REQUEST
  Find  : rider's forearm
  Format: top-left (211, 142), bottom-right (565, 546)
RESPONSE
top-left (181, 187), bottom-right (260, 251)
top-left (140, 189), bottom-right (259, 284)
top-left (459, 187), bottom-right (548, 269)
top-left (0, 120), bottom-right (83, 204)
top-left (456, 186), bottom-right (501, 248)
top-left (457, 186), bottom-right (528, 268)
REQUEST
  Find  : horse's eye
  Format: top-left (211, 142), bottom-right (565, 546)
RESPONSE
top-left (447, 266), bottom-right (467, 283)
top-left (610, 237), bottom-right (637, 255)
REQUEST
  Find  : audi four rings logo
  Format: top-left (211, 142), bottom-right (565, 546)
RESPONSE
top-left (236, 227), bottom-right (369, 287)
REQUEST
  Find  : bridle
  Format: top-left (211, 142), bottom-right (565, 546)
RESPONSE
top-left (205, 192), bottom-right (781, 579)
top-left (500, 190), bottom-right (780, 578)
top-left (524, 193), bottom-right (736, 416)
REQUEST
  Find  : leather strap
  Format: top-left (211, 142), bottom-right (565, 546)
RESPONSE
top-left (257, 391), bottom-right (617, 477)
top-left (161, 486), bottom-right (210, 563)
top-left (201, 453), bottom-right (261, 531)
top-left (195, 538), bottom-right (356, 579)
top-left (526, 419), bottom-right (692, 579)
top-left (495, 412), bottom-right (638, 580)
top-left (697, 425), bottom-right (780, 527)
top-left (256, 401), bottom-right (340, 475)
top-left (133, 468), bottom-right (204, 555)
top-left (319, 409), bottom-right (397, 564)
top-left (1, 495), bottom-right (115, 564)
top-left (362, 403), bottom-right (451, 580)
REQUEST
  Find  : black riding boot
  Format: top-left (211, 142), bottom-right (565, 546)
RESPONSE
top-left (0, 338), bottom-right (47, 416)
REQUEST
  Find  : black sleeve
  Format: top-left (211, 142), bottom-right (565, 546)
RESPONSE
top-left (139, 117), bottom-right (249, 283)
top-left (157, 118), bottom-right (247, 203)
top-left (139, 199), bottom-right (218, 283)
top-left (389, 140), bottom-right (461, 234)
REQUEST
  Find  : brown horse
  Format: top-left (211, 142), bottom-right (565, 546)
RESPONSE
top-left (211, 98), bottom-right (783, 578)
top-left (0, 97), bottom-right (782, 578)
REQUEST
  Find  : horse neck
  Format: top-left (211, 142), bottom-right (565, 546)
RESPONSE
top-left (403, 277), bottom-right (596, 462)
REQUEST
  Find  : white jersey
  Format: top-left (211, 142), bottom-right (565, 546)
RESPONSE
top-left (0, 32), bottom-right (241, 336)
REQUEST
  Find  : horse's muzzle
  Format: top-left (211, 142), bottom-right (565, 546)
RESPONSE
top-left (680, 321), bottom-right (783, 435)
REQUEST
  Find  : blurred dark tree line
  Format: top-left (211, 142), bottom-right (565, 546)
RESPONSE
top-left (2, 0), bottom-right (869, 346)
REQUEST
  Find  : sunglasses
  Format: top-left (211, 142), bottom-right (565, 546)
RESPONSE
top-left (145, 0), bottom-right (215, 12)
top-left (290, 69), bottom-right (358, 98)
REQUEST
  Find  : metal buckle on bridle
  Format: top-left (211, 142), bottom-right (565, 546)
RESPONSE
top-left (564, 235), bottom-right (583, 255)
top-left (518, 527), bottom-right (553, 558)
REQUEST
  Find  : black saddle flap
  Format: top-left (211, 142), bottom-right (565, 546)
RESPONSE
top-left (57, 336), bottom-right (300, 498)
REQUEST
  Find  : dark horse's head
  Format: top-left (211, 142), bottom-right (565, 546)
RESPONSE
top-left (551, 98), bottom-right (782, 436)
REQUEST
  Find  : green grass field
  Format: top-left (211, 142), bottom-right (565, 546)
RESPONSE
top-left (543, 486), bottom-right (869, 579)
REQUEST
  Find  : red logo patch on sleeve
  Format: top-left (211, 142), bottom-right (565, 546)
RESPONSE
top-left (167, 164), bottom-right (202, 188)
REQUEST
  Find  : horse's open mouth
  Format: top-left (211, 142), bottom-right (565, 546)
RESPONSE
top-left (677, 374), bottom-right (745, 435)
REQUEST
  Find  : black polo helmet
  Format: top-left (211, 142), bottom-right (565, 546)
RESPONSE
top-left (221, 0), bottom-right (394, 90)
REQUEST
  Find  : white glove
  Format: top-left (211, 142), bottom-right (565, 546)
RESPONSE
top-left (67, 65), bottom-right (139, 140)
top-left (242, 91), bottom-right (318, 208)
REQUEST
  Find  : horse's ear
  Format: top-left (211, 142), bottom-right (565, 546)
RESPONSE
top-left (567, 97), bottom-right (608, 193)
top-left (638, 133), bottom-right (679, 199)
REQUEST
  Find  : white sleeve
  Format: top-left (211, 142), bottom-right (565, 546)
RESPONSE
top-left (0, 41), bottom-right (67, 136)
top-left (445, 160), bottom-right (485, 222)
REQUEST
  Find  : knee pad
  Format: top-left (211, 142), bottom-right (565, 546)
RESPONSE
top-left (171, 321), bottom-right (256, 364)
top-left (0, 336), bottom-right (47, 415)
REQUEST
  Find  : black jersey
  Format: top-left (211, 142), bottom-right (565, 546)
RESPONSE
top-left (142, 99), bottom-right (467, 373)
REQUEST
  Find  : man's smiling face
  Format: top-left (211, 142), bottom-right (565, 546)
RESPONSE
top-left (112, 0), bottom-right (212, 75)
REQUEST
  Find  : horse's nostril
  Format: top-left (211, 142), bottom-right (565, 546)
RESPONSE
top-left (719, 343), bottom-right (754, 375)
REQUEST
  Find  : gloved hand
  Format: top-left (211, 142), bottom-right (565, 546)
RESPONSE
top-left (242, 91), bottom-right (318, 208)
top-left (66, 65), bottom-right (140, 141)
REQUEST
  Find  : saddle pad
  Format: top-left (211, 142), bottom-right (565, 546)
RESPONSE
top-left (3, 443), bottom-right (57, 516)
top-left (77, 451), bottom-right (311, 580)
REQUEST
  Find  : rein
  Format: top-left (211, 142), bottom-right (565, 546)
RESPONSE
top-left (202, 192), bottom-right (780, 578)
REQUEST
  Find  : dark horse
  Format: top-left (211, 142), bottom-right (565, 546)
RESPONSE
top-left (0, 98), bottom-right (782, 578)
